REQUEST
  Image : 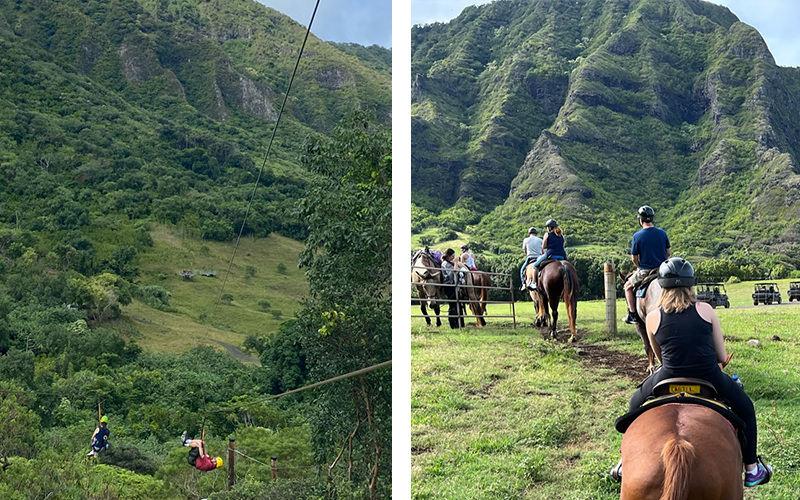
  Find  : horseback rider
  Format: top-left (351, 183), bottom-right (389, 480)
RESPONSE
top-left (528, 219), bottom-right (566, 290)
top-left (622, 205), bottom-right (671, 324)
top-left (611, 258), bottom-right (773, 487)
top-left (441, 248), bottom-right (463, 329)
top-left (86, 415), bottom-right (110, 457)
top-left (520, 227), bottom-right (543, 291)
top-left (459, 244), bottom-right (477, 271)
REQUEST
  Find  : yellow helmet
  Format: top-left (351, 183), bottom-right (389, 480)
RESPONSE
top-left (216, 457), bottom-right (223, 468)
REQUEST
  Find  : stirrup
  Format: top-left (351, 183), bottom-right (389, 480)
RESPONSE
top-left (609, 459), bottom-right (622, 482)
top-left (745, 455), bottom-right (773, 487)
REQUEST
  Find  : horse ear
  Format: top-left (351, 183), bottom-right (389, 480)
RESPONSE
top-left (424, 246), bottom-right (430, 252)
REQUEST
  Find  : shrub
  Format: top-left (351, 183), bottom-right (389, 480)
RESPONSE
top-left (221, 293), bottom-right (233, 305)
top-left (270, 310), bottom-right (283, 320)
top-left (277, 262), bottom-right (287, 274)
top-left (137, 285), bottom-right (171, 310)
top-left (258, 299), bottom-right (271, 312)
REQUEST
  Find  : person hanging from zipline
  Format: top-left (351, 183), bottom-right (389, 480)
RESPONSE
top-left (86, 415), bottom-right (110, 457)
top-left (180, 431), bottom-right (223, 472)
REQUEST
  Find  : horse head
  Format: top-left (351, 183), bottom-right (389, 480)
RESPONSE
top-left (412, 251), bottom-right (442, 308)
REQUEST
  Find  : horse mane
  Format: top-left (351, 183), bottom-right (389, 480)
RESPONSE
top-left (660, 437), bottom-right (695, 500)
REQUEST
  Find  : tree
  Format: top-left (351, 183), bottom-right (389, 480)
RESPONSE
top-left (270, 310), bottom-right (282, 320)
top-left (277, 262), bottom-right (287, 274)
top-left (257, 299), bottom-right (271, 312)
top-left (220, 293), bottom-right (234, 305)
top-left (291, 111), bottom-right (391, 498)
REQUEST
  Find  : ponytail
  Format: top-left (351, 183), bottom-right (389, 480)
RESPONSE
top-left (553, 227), bottom-right (563, 237)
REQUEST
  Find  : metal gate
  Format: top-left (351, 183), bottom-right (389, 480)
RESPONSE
top-left (410, 264), bottom-right (518, 328)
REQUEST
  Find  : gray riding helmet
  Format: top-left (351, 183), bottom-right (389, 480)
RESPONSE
top-left (658, 257), bottom-right (695, 288)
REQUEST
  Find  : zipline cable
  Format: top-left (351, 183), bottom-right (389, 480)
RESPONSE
top-left (234, 449), bottom-right (316, 469)
top-left (214, 0), bottom-right (322, 312)
top-left (208, 359), bottom-right (392, 413)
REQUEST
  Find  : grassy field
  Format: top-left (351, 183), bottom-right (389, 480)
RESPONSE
top-left (117, 225), bottom-right (307, 355)
top-left (411, 296), bottom-right (800, 499)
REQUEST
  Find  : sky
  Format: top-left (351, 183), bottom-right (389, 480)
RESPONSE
top-left (409, 0), bottom-right (800, 67)
top-left (256, 0), bottom-right (392, 48)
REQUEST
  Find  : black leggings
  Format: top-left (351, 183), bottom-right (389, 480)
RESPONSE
top-left (188, 446), bottom-right (200, 466)
top-left (442, 285), bottom-right (462, 329)
top-left (629, 367), bottom-right (757, 464)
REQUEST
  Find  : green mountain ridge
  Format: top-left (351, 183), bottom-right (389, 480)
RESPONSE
top-left (411, 0), bottom-right (800, 258)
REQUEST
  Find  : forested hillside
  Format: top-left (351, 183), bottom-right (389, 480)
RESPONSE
top-left (412, 0), bottom-right (800, 278)
top-left (0, 0), bottom-right (391, 497)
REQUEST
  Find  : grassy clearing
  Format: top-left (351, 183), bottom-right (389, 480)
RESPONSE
top-left (411, 294), bottom-right (800, 499)
top-left (119, 225), bottom-right (307, 354)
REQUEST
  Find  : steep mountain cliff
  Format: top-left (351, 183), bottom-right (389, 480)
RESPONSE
top-left (411, 0), bottom-right (800, 256)
top-left (0, 0), bottom-right (390, 240)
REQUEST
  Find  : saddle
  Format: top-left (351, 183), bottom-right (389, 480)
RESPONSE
top-left (634, 269), bottom-right (658, 298)
top-left (615, 377), bottom-right (747, 448)
top-left (412, 248), bottom-right (442, 267)
top-left (538, 257), bottom-right (565, 270)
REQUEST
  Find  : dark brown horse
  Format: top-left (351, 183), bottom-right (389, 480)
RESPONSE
top-left (619, 271), bottom-right (661, 374)
top-left (412, 248), bottom-right (442, 327)
top-left (535, 260), bottom-right (579, 341)
top-left (620, 404), bottom-right (743, 500)
top-left (461, 268), bottom-right (490, 327)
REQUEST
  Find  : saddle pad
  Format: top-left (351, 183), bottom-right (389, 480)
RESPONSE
top-left (634, 272), bottom-right (658, 297)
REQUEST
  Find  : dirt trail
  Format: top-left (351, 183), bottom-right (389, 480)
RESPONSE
top-left (537, 327), bottom-right (648, 381)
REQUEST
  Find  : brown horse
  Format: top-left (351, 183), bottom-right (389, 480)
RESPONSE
top-left (412, 248), bottom-right (442, 327)
top-left (461, 268), bottom-right (490, 327)
top-left (620, 404), bottom-right (743, 500)
top-left (534, 260), bottom-right (579, 341)
top-left (619, 271), bottom-right (661, 373)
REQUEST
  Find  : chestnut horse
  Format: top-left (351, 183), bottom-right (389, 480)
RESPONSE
top-left (534, 260), bottom-right (579, 341)
top-left (621, 404), bottom-right (743, 500)
top-left (619, 271), bottom-right (661, 374)
top-left (461, 268), bottom-right (490, 327)
top-left (412, 248), bottom-right (442, 327)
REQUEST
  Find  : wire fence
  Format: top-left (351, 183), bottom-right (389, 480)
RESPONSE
top-left (411, 264), bottom-right (518, 328)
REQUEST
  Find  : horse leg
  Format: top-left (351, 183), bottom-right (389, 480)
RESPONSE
top-left (420, 302), bottom-right (431, 326)
top-left (635, 322), bottom-right (656, 373)
top-left (549, 298), bottom-right (559, 339)
top-left (432, 304), bottom-right (441, 327)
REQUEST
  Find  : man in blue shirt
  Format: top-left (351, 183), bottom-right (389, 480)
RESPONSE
top-left (622, 205), bottom-right (671, 324)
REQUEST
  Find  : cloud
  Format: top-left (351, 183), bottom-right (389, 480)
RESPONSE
top-left (258, 0), bottom-right (392, 48)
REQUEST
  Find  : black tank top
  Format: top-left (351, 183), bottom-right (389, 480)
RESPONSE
top-left (655, 304), bottom-right (717, 375)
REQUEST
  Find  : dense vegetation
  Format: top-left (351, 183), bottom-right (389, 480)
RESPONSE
top-left (412, 0), bottom-right (800, 272)
top-left (0, 0), bottom-right (391, 497)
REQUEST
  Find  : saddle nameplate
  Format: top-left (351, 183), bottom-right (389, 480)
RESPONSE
top-left (668, 384), bottom-right (700, 394)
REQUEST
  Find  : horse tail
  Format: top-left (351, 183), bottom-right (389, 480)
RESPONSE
top-left (659, 437), bottom-right (695, 500)
top-left (561, 263), bottom-right (577, 334)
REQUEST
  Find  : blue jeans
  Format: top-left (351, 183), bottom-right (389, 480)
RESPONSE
top-left (520, 256), bottom-right (538, 283)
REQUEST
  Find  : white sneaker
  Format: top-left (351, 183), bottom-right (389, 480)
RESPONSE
top-left (87, 451), bottom-right (95, 457)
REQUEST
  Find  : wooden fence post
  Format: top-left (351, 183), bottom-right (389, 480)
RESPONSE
top-left (271, 455), bottom-right (277, 480)
top-left (228, 438), bottom-right (235, 490)
top-left (604, 262), bottom-right (617, 334)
